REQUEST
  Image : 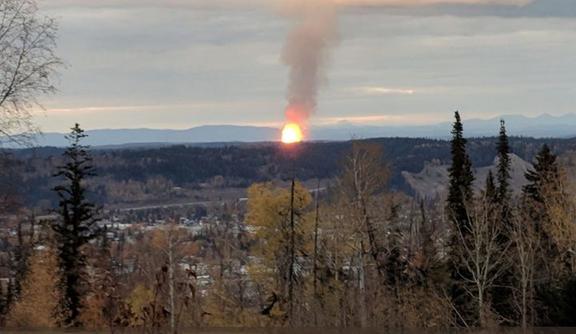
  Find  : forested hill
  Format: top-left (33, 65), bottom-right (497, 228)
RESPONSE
top-left (7, 136), bottom-right (576, 208)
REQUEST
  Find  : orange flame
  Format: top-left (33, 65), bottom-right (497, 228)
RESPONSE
top-left (281, 123), bottom-right (303, 144)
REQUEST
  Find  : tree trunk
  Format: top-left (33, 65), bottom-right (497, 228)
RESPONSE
top-left (357, 249), bottom-right (368, 327)
top-left (312, 180), bottom-right (320, 326)
top-left (169, 237), bottom-right (176, 334)
top-left (288, 177), bottom-right (296, 325)
top-left (478, 288), bottom-right (484, 328)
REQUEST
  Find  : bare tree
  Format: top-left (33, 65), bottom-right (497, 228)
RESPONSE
top-left (155, 224), bottom-right (195, 334)
top-left (336, 141), bottom-right (391, 327)
top-left (455, 199), bottom-right (511, 327)
top-left (338, 141), bottom-right (389, 278)
top-left (511, 213), bottom-right (538, 329)
top-left (0, 0), bottom-right (62, 145)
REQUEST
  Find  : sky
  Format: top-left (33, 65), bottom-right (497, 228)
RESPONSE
top-left (34, 0), bottom-right (576, 131)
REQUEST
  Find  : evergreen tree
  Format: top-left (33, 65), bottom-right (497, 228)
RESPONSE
top-left (446, 111), bottom-right (475, 325)
top-left (521, 145), bottom-right (575, 325)
top-left (521, 144), bottom-right (562, 270)
top-left (493, 120), bottom-right (515, 324)
top-left (447, 111), bottom-right (475, 228)
top-left (484, 170), bottom-right (497, 202)
top-left (523, 144), bottom-right (559, 204)
top-left (496, 120), bottom-right (512, 204)
top-left (52, 123), bottom-right (99, 327)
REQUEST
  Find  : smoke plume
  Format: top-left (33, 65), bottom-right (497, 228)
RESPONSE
top-left (280, 0), bottom-right (531, 128)
top-left (281, 0), bottom-right (337, 127)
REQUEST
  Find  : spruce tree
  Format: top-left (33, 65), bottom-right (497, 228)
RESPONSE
top-left (493, 120), bottom-right (515, 324)
top-left (522, 145), bottom-right (575, 325)
top-left (521, 144), bottom-right (561, 264)
top-left (523, 144), bottom-right (559, 204)
top-left (496, 119), bottom-right (512, 205)
top-left (447, 111), bottom-right (475, 228)
top-left (446, 111), bottom-right (475, 325)
top-left (52, 123), bottom-right (99, 327)
top-left (484, 170), bottom-right (497, 202)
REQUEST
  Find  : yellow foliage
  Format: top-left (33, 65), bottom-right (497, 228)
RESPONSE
top-left (6, 248), bottom-right (60, 329)
top-left (148, 224), bottom-right (195, 256)
top-left (246, 182), bottom-right (312, 291)
top-left (127, 283), bottom-right (154, 325)
top-left (245, 181), bottom-right (314, 326)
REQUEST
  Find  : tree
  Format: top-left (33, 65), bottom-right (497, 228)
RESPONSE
top-left (310, 194), bottom-right (357, 327)
top-left (522, 145), bottom-right (576, 325)
top-left (496, 119), bottom-right (512, 205)
top-left (246, 182), bottom-right (312, 326)
top-left (510, 213), bottom-right (538, 329)
top-left (447, 111), bottom-right (475, 230)
top-left (149, 224), bottom-right (197, 333)
top-left (6, 247), bottom-right (60, 329)
top-left (12, 214), bottom-right (36, 299)
top-left (484, 171), bottom-right (496, 203)
top-left (80, 228), bottom-right (119, 330)
top-left (0, 0), bottom-right (62, 145)
top-left (454, 198), bottom-right (511, 327)
top-left (203, 211), bottom-right (253, 327)
top-left (523, 145), bottom-right (559, 205)
top-left (492, 119), bottom-right (515, 325)
top-left (522, 145), bottom-right (566, 264)
top-left (446, 111), bottom-right (475, 326)
top-left (338, 141), bottom-right (390, 278)
top-left (337, 141), bottom-right (391, 327)
top-left (52, 123), bottom-right (99, 327)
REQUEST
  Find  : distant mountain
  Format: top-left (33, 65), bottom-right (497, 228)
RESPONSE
top-left (38, 125), bottom-right (278, 147)
top-left (33, 113), bottom-right (576, 147)
top-left (317, 113), bottom-right (576, 140)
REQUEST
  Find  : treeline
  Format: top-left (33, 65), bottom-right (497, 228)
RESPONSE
top-left (10, 135), bottom-right (576, 208)
top-left (232, 114), bottom-right (576, 328)
top-left (1, 115), bottom-right (576, 331)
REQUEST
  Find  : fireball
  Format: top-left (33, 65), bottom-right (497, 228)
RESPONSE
top-left (281, 123), bottom-right (303, 144)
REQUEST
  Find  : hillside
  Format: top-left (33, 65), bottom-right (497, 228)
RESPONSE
top-left (403, 153), bottom-right (533, 200)
top-left (6, 136), bottom-right (576, 209)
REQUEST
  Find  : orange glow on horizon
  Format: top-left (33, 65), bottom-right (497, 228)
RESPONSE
top-left (281, 123), bottom-right (303, 144)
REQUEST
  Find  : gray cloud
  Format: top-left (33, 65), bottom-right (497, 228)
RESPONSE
top-left (347, 0), bottom-right (576, 17)
top-left (39, 0), bottom-right (575, 17)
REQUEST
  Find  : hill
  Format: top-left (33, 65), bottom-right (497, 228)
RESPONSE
top-left (6, 136), bottom-right (576, 209)
top-left (403, 153), bottom-right (533, 200)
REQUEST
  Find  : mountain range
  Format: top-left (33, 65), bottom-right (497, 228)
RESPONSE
top-left (34, 113), bottom-right (576, 147)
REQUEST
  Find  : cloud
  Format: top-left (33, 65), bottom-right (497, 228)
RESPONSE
top-left (316, 113), bottom-right (440, 125)
top-left (39, 0), bottom-right (262, 9)
top-left (39, 0), bottom-right (574, 19)
top-left (335, 0), bottom-right (532, 6)
top-left (41, 0), bottom-right (533, 9)
top-left (349, 0), bottom-right (575, 18)
top-left (350, 86), bottom-right (416, 96)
